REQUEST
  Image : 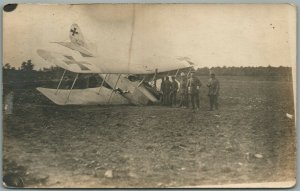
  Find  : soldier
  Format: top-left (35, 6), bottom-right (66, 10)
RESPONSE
top-left (170, 76), bottom-right (179, 107)
top-left (178, 72), bottom-right (188, 108)
top-left (207, 72), bottom-right (220, 110)
top-left (160, 77), bottom-right (165, 104)
top-left (187, 71), bottom-right (202, 110)
top-left (4, 87), bottom-right (14, 115)
top-left (163, 76), bottom-right (172, 106)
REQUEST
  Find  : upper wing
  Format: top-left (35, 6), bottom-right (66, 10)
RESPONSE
top-left (37, 48), bottom-right (194, 75)
top-left (37, 49), bottom-right (100, 73)
top-left (155, 66), bottom-right (194, 79)
top-left (126, 56), bottom-right (195, 81)
top-left (52, 42), bottom-right (94, 57)
top-left (126, 66), bottom-right (194, 83)
top-left (150, 56), bottom-right (195, 79)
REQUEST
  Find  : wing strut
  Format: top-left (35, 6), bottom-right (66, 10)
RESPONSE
top-left (65, 74), bottom-right (79, 104)
top-left (107, 74), bottom-right (121, 104)
top-left (175, 68), bottom-right (180, 77)
top-left (137, 76), bottom-right (146, 87)
top-left (151, 68), bottom-right (158, 87)
top-left (97, 74), bottom-right (108, 95)
top-left (55, 70), bottom-right (66, 95)
top-left (187, 67), bottom-right (192, 77)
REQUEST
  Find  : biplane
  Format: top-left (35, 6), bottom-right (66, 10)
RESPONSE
top-left (37, 24), bottom-right (194, 106)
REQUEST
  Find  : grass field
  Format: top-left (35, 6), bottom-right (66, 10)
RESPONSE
top-left (2, 75), bottom-right (296, 188)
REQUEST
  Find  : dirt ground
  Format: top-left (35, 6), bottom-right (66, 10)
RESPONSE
top-left (2, 76), bottom-right (296, 188)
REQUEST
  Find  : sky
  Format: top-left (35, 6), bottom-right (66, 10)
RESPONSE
top-left (3, 4), bottom-right (296, 70)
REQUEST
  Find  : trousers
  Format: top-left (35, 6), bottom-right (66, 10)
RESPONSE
top-left (189, 93), bottom-right (200, 109)
top-left (209, 95), bottom-right (218, 110)
top-left (170, 92), bottom-right (177, 106)
top-left (179, 92), bottom-right (188, 107)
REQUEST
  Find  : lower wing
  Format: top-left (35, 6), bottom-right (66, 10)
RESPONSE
top-left (37, 87), bottom-right (129, 105)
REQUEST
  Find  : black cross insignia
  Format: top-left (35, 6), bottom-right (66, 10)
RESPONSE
top-left (70, 28), bottom-right (78, 36)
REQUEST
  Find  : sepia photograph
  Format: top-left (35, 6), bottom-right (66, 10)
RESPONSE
top-left (2, 3), bottom-right (296, 188)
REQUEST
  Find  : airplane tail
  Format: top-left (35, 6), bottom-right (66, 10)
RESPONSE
top-left (52, 24), bottom-right (94, 57)
top-left (69, 24), bottom-right (85, 47)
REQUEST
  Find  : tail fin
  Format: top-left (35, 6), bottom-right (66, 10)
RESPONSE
top-left (69, 24), bottom-right (85, 47)
top-left (52, 24), bottom-right (94, 57)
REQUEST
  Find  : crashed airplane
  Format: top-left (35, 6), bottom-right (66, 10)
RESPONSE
top-left (37, 24), bottom-right (193, 106)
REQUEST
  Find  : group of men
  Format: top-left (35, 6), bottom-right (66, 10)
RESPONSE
top-left (160, 71), bottom-right (220, 111)
top-left (160, 76), bottom-right (178, 106)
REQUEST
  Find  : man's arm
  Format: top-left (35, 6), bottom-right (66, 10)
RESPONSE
top-left (214, 80), bottom-right (220, 95)
top-left (187, 79), bottom-right (191, 87)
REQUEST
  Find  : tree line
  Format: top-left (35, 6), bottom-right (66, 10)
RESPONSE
top-left (195, 66), bottom-right (292, 76)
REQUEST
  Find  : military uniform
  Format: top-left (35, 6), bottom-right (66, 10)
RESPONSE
top-left (163, 78), bottom-right (172, 106)
top-left (187, 75), bottom-right (202, 109)
top-left (179, 76), bottom-right (188, 107)
top-left (207, 76), bottom-right (220, 110)
top-left (160, 78), bottom-right (165, 104)
top-left (170, 78), bottom-right (179, 106)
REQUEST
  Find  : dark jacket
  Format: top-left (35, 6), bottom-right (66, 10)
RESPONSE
top-left (187, 77), bottom-right (202, 94)
top-left (171, 80), bottom-right (178, 93)
top-left (207, 78), bottom-right (220, 96)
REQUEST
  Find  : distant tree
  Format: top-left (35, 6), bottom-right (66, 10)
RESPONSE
top-left (41, 67), bottom-right (50, 72)
top-left (194, 66), bottom-right (292, 77)
top-left (50, 66), bottom-right (64, 72)
top-left (4, 63), bottom-right (11, 70)
top-left (21, 62), bottom-right (27, 70)
top-left (196, 67), bottom-right (210, 75)
top-left (20, 60), bottom-right (34, 71)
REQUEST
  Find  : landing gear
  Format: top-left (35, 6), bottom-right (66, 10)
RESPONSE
top-left (137, 76), bottom-right (146, 87)
top-left (175, 68), bottom-right (180, 77)
top-left (107, 74), bottom-right (121, 104)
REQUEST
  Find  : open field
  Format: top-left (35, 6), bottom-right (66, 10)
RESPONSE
top-left (2, 75), bottom-right (296, 188)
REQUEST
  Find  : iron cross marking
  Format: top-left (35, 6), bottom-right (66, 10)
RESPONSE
top-left (70, 28), bottom-right (78, 36)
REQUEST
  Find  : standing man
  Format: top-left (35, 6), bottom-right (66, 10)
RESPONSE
top-left (207, 72), bottom-right (220, 110)
top-left (163, 76), bottom-right (172, 106)
top-left (170, 76), bottom-right (179, 107)
top-left (4, 86), bottom-right (14, 115)
top-left (187, 71), bottom-right (202, 110)
top-left (178, 72), bottom-right (188, 108)
top-left (160, 77), bottom-right (165, 104)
